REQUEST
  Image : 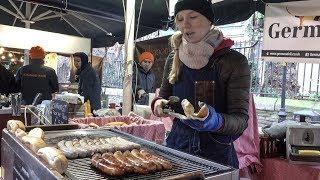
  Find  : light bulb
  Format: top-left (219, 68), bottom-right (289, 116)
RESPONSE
top-left (1, 55), bottom-right (5, 60)
top-left (8, 53), bottom-right (13, 57)
top-left (10, 58), bottom-right (15, 62)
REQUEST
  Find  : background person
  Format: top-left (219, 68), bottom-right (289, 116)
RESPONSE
top-left (132, 51), bottom-right (156, 105)
top-left (73, 52), bottom-right (101, 111)
top-left (16, 46), bottom-right (59, 105)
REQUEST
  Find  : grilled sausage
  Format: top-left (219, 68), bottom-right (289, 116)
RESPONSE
top-left (99, 138), bottom-right (115, 152)
top-left (91, 153), bottom-right (125, 176)
top-left (79, 138), bottom-right (94, 155)
top-left (105, 138), bottom-right (127, 151)
top-left (123, 150), bottom-right (151, 173)
top-left (131, 149), bottom-right (159, 171)
top-left (113, 151), bottom-right (135, 173)
top-left (91, 153), bottom-right (102, 167)
top-left (140, 149), bottom-right (173, 170)
top-left (72, 139), bottom-right (87, 158)
top-left (58, 140), bottom-right (78, 159)
top-left (116, 137), bottom-right (141, 149)
top-left (101, 152), bottom-right (134, 173)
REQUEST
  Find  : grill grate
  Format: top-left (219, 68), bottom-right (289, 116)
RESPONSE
top-left (44, 129), bottom-right (232, 180)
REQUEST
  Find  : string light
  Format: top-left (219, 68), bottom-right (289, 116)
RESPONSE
top-left (8, 53), bottom-right (13, 58)
top-left (10, 58), bottom-right (15, 62)
top-left (1, 55), bottom-right (5, 60)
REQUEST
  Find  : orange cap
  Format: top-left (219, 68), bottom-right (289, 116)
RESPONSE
top-left (138, 52), bottom-right (154, 63)
top-left (29, 46), bottom-right (46, 59)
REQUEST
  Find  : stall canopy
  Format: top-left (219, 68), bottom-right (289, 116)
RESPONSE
top-left (211, 0), bottom-right (305, 25)
top-left (0, 0), bottom-right (169, 48)
top-left (0, 0), bottom-right (306, 48)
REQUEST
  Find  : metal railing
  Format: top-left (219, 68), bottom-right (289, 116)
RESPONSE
top-left (233, 40), bottom-right (320, 99)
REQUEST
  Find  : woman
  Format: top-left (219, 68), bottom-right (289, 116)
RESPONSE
top-left (152, 0), bottom-right (250, 168)
top-left (73, 52), bottom-right (101, 111)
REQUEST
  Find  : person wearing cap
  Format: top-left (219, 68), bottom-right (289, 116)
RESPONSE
top-left (0, 63), bottom-right (17, 96)
top-left (151, 0), bottom-right (250, 168)
top-left (73, 52), bottom-right (101, 111)
top-left (132, 51), bottom-right (156, 105)
top-left (16, 46), bottom-right (59, 105)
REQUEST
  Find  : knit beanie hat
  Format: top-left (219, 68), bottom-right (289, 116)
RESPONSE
top-left (29, 46), bottom-right (46, 59)
top-left (174, 0), bottom-right (214, 23)
top-left (139, 52), bottom-right (154, 63)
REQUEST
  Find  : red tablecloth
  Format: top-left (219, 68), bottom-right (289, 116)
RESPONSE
top-left (256, 158), bottom-right (320, 180)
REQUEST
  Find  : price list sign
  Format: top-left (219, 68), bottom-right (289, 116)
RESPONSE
top-left (52, 99), bottom-right (69, 124)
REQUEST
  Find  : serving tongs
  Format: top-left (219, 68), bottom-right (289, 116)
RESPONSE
top-left (162, 96), bottom-right (189, 120)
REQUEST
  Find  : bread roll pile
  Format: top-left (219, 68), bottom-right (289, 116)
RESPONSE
top-left (6, 120), bottom-right (68, 174)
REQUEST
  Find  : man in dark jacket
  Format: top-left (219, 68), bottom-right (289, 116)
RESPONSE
top-left (0, 63), bottom-right (16, 95)
top-left (132, 51), bottom-right (156, 105)
top-left (73, 52), bottom-right (101, 111)
top-left (16, 46), bottom-right (59, 105)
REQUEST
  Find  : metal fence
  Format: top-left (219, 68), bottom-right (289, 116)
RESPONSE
top-left (99, 40), bottom-right (320, 100)
top-left (233, 40), bottom-right (320, 99)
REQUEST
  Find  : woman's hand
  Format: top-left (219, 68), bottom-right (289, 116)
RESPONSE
top-left (153, 98), bottom-right (169, 117)
top-left (180, 99), bottom-right (224, 132)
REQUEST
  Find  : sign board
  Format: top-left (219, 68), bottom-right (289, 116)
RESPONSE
top-left (0, 24), bottom-right (91, 54)
top-left (52, 99), bottom-right (69, 124)
top-left (262, 0), bottom-right (320, 63)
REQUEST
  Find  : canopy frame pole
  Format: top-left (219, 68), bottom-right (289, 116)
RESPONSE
top-left (36, 14), bottom-right (61, 21)
top-left (70, 12), bottom-right (112, 35)
top-left (12, 2), bottom-right (24, 26)
top-left (56, 13), bottom-right (84, 37)
top-left (29, 4), bottom-right (38, 20)
top-left (278, 62), bottom-right (287, 122)
top-left (31, 10), bottom-right (52, 21)
top-left (0, 5), bottom-right (23, 19)
top-left (122, 0), bottom-right (135, 115)
top-left (23, 2), bottom-right (31, 65)
top-left (8, 0), bottom-right (26, 19)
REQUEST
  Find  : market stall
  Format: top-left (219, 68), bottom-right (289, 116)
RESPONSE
top-left (1, 121), bottom-right (238, 179)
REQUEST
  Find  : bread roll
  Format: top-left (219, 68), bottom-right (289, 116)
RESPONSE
top-left (7, 120), bottom-right (25, 132)
top-left (28, 128), bottom-right (45, 139)
top-left (37, 147), bottom-right (68, 174)
top-left (22, 136), bottom-right (46, 153)
top-left (194, 105), bottom-right (209, 120)
top-left (181, 99), bottom-right (195, 117)
top-left (15, 128), bottom-right (27, 140)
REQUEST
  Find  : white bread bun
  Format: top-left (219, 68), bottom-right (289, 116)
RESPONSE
top-left (181, 99), bottom-right (195, 117)
top-left (15, 128), bottom-right (27, 140)
top-left (22, 136), bottom-right (46, 153)
top-left (7, 120), bottom-right (25, 132)
top-left (28, 128), bottom-right (45, 139)
top-left (37, 147), bottom-right (68, 174)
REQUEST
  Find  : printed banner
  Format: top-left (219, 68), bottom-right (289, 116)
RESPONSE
top-left (262, 0), bottom-right (320, 63)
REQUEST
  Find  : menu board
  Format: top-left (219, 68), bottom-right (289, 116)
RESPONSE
top-left (52, 99), bottom-right (69, 124)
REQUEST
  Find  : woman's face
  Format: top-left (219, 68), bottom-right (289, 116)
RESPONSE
top-left (74, 56), bottom-right (82, 69)
top-left (175, 10), bottom-right (212, 43)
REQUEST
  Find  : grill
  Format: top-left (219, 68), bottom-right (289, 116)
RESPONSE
top-left (1, 126), bottom-right (238, 180)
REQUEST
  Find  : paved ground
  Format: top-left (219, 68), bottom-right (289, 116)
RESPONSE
top-left (256, 109), bottom-right (295, 128)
